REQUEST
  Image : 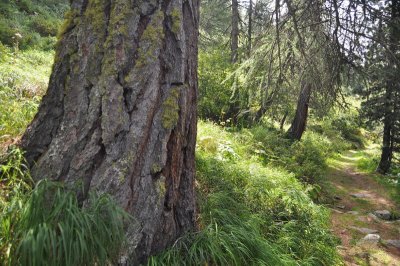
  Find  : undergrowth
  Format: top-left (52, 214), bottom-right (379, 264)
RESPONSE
top-left (149, 121), bottom-right (343, 265)
top-left (0, 44), bottom-right (52, 149)
top-left (0, 148), bottom-right (129, 265)
top-left (0, 0), bottom-right (68, 50)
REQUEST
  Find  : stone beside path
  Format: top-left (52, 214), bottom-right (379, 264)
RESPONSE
top-left (373, 210), bottom-right (392, 220)
top-left (386, 240), bottom-right (400, 249)
top-left (361, 234), bottom-right (381, 244)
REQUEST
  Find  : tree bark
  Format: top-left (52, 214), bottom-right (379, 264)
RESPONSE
top-left (231, 0), bottom-right (239, 63)
top-left (280, 111), bottom-right (288, 130)
top-left (377, 118), bottom-right (392, 174)
top-left (287, 81), bottom-right (311, 140)
top-left (377, 0), bottom-right (400, 174)
top-left (20, 0), bottom-right (199, 263)
top-left (247, 0), bottom-right (253, 56)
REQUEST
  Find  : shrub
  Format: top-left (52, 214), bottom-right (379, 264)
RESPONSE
top-left (289, 133), bottom-right (330, 183)
top-left (31, 16), bottom-right (59, 36)
top-left (0, 20), bottom-right (17, 47)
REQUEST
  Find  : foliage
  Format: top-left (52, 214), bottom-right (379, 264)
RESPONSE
top-left (0, 0), bottom-right (67, 50)
top-left (245, 124), bottom-right (332, 183)
top-left (198, 48), bottom-right (233, 122)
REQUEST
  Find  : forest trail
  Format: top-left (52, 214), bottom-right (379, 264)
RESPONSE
top-left (327, 148), bottom-right (400, 265)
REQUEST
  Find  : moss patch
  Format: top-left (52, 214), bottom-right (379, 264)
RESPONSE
top-left (170, 8), bottom-right (181, 35)
top-left (162, 86), bottom-right (182, 129)
top-left (136, 10), bottom-right (165, 68)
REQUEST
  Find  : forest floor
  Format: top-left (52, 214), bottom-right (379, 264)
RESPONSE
top-left (326, 146), bottom-right (400, 265)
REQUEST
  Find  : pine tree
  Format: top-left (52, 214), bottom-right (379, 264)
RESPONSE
top-left (20, 0), bottom-right (200, 262)
top-left (361, 0), bottom-right (400, 174)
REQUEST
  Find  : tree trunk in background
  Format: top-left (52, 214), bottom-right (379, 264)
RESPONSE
top-left (287, 81), bottom-right (311, 140)
top-left (280, 111), bottom-right (288, 130)
top-left (231, 0), bottom-right (239, 63)
top-left (247, 0), bottom-right (253, 56)
top-left (377, 116), bottom-right (392, 174)
top-left (377, 0), bottom-right (400, 174)
top-left (20, 0), bottom-right (199, 263)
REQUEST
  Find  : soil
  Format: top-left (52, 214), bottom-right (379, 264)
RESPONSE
top-left (326, 149), bottom-right (400, 265)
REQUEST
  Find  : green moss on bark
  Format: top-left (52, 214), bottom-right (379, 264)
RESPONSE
top-left (162, 86), bottom-right (182, 129)
top-left (170, 8), bottom-right (181, 35)
top-left (136, 10), bottom-right (165, 68)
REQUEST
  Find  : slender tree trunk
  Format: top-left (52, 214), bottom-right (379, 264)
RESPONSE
top-left (247, 0), bottom-right (253, 56)
top-left (377, 83), bottom-right (394, 174)
top-left (287, 81), bottom-right (311, 140)
top-left (377, 113), bottom-right (393, 174)
top-left (280, 111), bottom-right (288, 130)
top-left (231, 0), bottom-right (239, 63)
top-left (377, 0), bottom-right (400, 174)
top-left (20, 0), bottom-right (199, 263)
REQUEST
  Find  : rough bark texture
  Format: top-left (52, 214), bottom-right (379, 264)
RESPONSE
top-left (231, 0), bottom-right (239, 63)
top-left (20, 0), bottom-right (199, 263)
top-left (377, 0), bottom-right (400, 174)
top-left (287, 81), bottom-right (311, 140)
top-left (247, 0), bottom-right (252, 57)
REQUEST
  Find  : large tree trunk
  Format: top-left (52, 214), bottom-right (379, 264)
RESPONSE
top-left (20, 0), bottom-right (199, 263)
top-left (287, 81), bottom-right (311, 140)
top-left (231, 0), bottom-right (239, 63)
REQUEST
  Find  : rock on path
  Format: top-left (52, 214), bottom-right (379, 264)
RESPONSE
top-left (385, 240), bottom-right (400, 249)
top-left (360, 234), bottom-right (381, 244)
top-left (350, 193), bottom-right (371, 198)
top-left (373, 210), bottom-right (392, 220)
top-left (349, 226), bottom-right (378, 234)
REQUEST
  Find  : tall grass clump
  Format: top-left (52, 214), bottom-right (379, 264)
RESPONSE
top-left (0, 148), bottom-right (130, 265)
top-left (148, 193), bottom-right (295, 266)
top-left (12, 180), bottom-right (129, 266)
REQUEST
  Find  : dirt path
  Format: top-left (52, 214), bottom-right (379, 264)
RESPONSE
top-left (326, 149), bottom-right (400, 265)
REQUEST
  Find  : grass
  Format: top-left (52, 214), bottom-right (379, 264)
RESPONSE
top-left (149, 121), bottom-right (343, 265)
top-left (15, 180), bottom-right (129, 266)
top-left (0, 44), bottom-right (53, 149)
top-left (0, 148), bottom-right (130, 265)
